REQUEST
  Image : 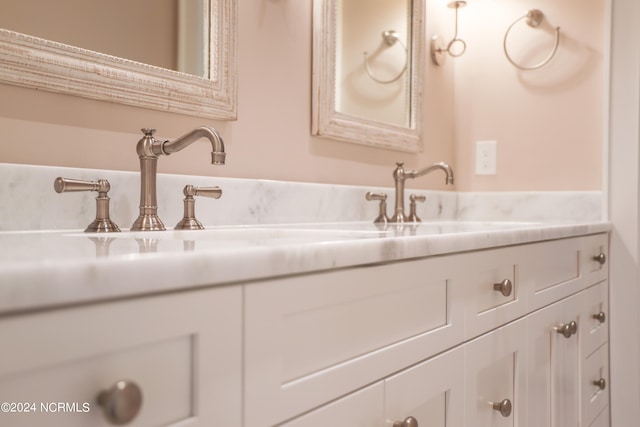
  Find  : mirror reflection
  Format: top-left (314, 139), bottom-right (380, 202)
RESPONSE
top-left (0, 0), bottom-right (209, 78)
top-left (336, 0), bottom-right (411, 127)
top-left (313, 0), bottom-right (423, 152)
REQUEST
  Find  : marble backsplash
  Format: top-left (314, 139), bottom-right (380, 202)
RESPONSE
top-left (0, 163), bottom-right (602, 232)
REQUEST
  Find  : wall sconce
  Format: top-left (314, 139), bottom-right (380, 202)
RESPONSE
top-left (430, 0), bottom-right (467, 65)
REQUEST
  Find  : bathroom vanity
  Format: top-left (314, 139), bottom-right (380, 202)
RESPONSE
top-left (0, 164), bottom-right (610, 427)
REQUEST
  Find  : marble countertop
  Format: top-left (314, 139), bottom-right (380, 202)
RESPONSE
top-left (0, 220), bottom-right (611, 316)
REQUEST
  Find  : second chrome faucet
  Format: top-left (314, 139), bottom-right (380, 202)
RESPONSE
top-left (131, 127), bottom-right (226, 231)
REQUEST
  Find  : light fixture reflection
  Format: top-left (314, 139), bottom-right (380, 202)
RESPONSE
top-left (430, 0), bottom-right (467, 65)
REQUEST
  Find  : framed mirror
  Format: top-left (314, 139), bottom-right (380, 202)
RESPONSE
top-left (0, 0), bottom-right (237, 120)
top-left (312, 0), bottom-right (424, 152)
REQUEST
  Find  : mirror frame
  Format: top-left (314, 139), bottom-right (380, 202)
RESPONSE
top-left (0, 0), bottom-right (237, 120)
top-left (312, 0), bottom-right (424, 152)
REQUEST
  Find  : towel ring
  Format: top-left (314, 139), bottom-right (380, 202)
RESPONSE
top-left (503, 9), bottom-right (560, 71)
top-left (363, 30), bottom-right (408, 84)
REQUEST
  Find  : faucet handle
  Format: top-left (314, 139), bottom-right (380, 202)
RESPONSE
top-left (175, 185), bottom-right (222, 230)
top-left (54, 177), bottom-right (121, 233)
top-left (365, 192), bottom-right (389, 225)
top-left (408, 194), bottom-right (426, 223)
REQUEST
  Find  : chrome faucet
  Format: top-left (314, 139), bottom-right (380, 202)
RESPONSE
top-left (391, 161), bottom-right (454, 223)
top-left (131, 127), bottom-right (226, 231)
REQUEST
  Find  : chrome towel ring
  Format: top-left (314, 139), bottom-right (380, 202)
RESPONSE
top-left (503, 9), bottom-right (560, 71)
top-left (363, 30), bottom-right (408, 84)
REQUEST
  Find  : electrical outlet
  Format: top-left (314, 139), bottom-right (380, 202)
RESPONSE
top-left (475, 140), bottom-right (497, 175)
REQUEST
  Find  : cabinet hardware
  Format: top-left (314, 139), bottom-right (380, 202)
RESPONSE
top-left (593, 253), bottom-right (606, 265)
top-left (392, 416), bottom-right (419, 427)
top-left (556, 320), bottom-right (578, 338)
top-left (593, 311), bottom-right (606, 323)
top-left (492, 398), bottom-right (512, 417)
top-left (593, 378), bottom-right (606, 390)
top-left (97, 380), bottom-right (143, 425)
top-left (493, 279), bottom-right (513, 297)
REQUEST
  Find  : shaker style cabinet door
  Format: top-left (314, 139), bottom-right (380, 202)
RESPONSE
top-left (384, 346), bottom-right (465, 427)
top-left (464, 317), bottom-right (528, 427)
top-left (527, 290), bottom-right (583, 427)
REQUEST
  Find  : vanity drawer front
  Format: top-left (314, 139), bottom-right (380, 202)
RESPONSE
top-left (581, 281), bottom-right (609, 357)
top-left (461, 247), bottom-right (527, 338)
top-left (244, 256), bottom-right (464, 427)
top-left (522, 235), bottom-right (606, 311)
top-left (581, 233), bottom-right (609, 284)
top-left (582, 344), bottom-right (609, 426)
top-left (0, 286), bottom-right (241, 427)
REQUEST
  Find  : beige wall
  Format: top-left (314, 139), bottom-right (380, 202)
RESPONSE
top-left (453, 0), bottom-right (605, 191)
top-left (0, 0), bottom-right (604, 192)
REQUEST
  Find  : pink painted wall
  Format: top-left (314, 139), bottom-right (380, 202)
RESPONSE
top-left (0, 0), bottom-right (604, 191)
top-left (452, 0), bottom-right (605, 191)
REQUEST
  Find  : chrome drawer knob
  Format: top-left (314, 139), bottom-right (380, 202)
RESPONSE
top-left (492, 398), bottom-right (512, 417)
top-left (493, 279), bottom-right (513, 297)
top-left (593, 378), bottom-right (606, 390)
top-left (593, 253), bottom-right (606, 265)
top-left (593, 311), bottom-right (606, 323)
top-left (556, 320), bottom-right (578, 338)
top-left (393, 416), bottom-right (419, 427)
top-left (97, 380), bottom-right (143, 425)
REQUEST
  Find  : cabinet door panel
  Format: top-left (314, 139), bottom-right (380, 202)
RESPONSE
top-left (0, 286), bottom-right (242, 427)
top-left (583, 344), bottom-right (609, 426)
top-left (465, 318), bottom-right (528, 427)
top-left (528, 291), bottom-right (582, 427)
top-left (582, 281), bottom-right (609, 357)
top-left (385, 347), bottom-right (464, 427)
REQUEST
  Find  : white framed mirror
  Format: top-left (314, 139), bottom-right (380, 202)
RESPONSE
top-left (0, 0), bottom-right (237, 120)
top-left (312, 0), bottom-right (424, 152)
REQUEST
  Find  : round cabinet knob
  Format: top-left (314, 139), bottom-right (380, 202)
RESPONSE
top-left (97, 380), bottom-right (143, 425)
top-left (593, 311), bottom-right (606, 323)
top-left (593, 378), bottom-right (606, 390)
top-left (556, 321), bottom-right (578, 338)
top-left (493, 279), bottom-right (513, 297)
top-left (593, 253), bottom-right (606, 265)
top-left (393, 416), bottom-right (419, 427)
top-left (492, 398), bottom-right (513, 417)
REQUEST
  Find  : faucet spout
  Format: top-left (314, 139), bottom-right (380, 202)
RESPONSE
top-left (160, 126), bottom-right (226, 165)
top-left (406, 161), bottom-right (455, 185)
top-left (390, 161), bottom-right (454, 223)
top-left (131, 127), bottom-right (226, 231)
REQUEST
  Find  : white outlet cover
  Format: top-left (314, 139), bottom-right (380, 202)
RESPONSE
top-left (475, 140), bottom-right (497, 175)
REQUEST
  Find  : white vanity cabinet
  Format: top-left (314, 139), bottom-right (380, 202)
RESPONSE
top-left (0, 286), bottom-right (242, 427)
top-left (246, 233), bottom-right (610, 427)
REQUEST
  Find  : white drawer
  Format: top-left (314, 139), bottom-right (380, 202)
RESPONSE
top-left (522, 234), bottom-right (608, 311)
top-left (521, 237), bottom-right (583, 310)
top-left (244, 256), bottom-right (465, 427)
top-left (460, 247), bottom-right (527, 338)
top-left (0, 286), bottom-right (241, 427)
top-left (582, 344), bottom-right (609, 426)
top-left (581, 281), bottom-right (609, 357)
